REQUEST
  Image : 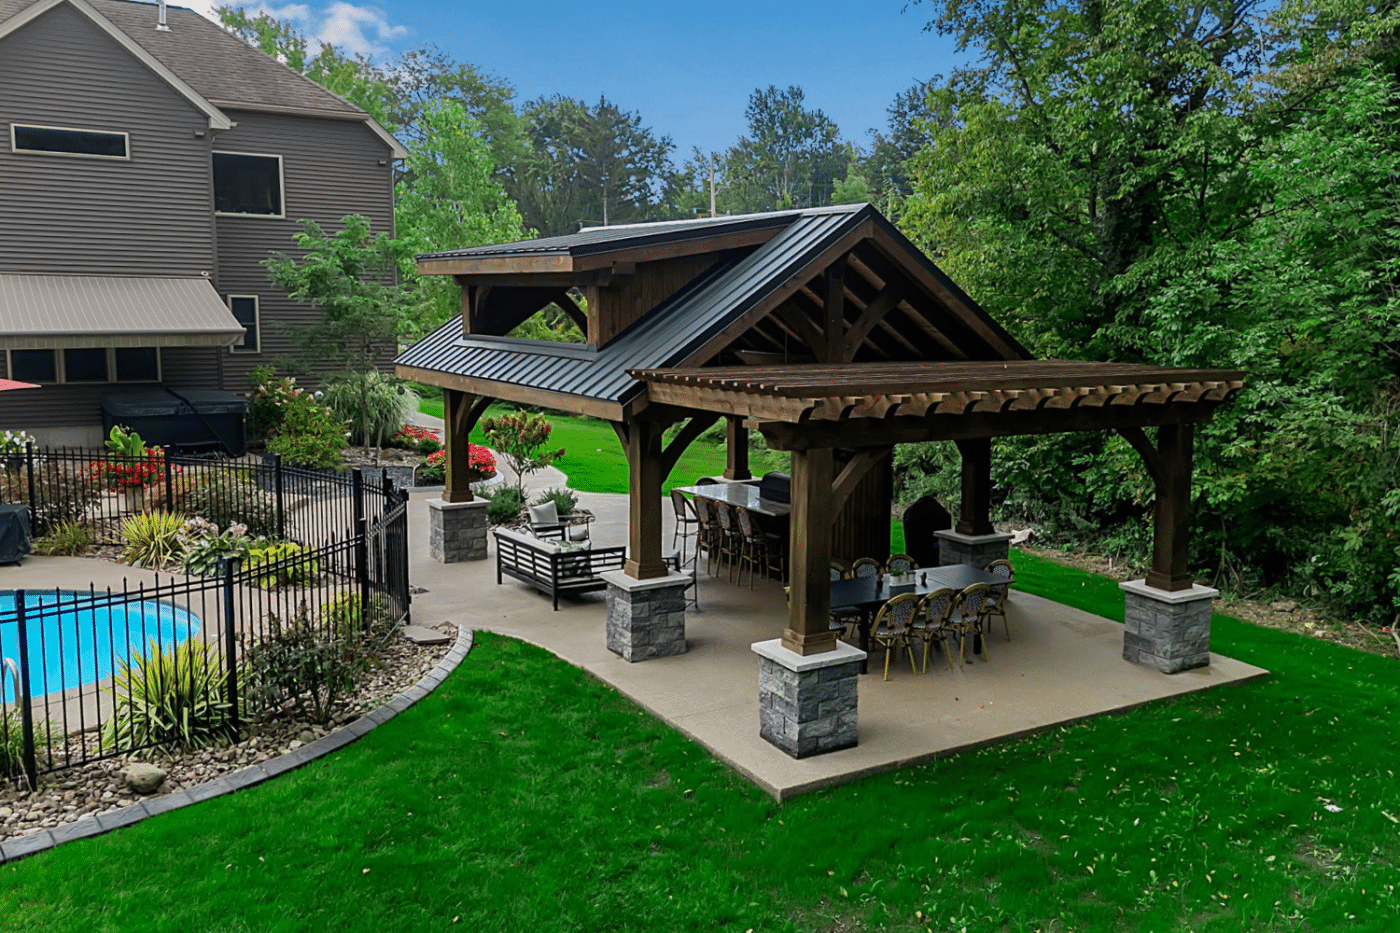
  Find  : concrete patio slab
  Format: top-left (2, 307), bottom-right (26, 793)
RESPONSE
top-left (405, 486), bottom-right (1268, 800)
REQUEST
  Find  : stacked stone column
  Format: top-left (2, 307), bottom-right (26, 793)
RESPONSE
top-left (427, 498), bottom-right (488, 563)
top-left (1120, 580), bottom-right (1216, 673)
top-left (752, 639), bottom-right (865, 758)
top-left (935, 529), bottom-right (1013, 569)
top-left (601, 570), bottom-right (691, 662)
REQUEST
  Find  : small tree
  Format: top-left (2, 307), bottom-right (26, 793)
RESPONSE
top-left (478, 410), bottom-right (565, 500)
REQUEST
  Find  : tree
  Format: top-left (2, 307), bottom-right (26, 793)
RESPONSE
top-left (721, 85), bottom-right (850, 212)
top-left (509, 96), bottom-right (675, 236)
top-left (263, 215), bottom-right (409, 449)
top-left (395, 100), bottom-right (529, 336)
top-left (478, 411), bottom-right (565, 500)
top-left (862, 79), bottom-right (943, 218)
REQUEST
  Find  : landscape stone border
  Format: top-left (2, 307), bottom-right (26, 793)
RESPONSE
top-left (0, 626), bottom-right (474, 865)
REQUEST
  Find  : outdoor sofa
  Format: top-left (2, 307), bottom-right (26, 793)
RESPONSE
top-left (493, 526), bottom-right (625, 610)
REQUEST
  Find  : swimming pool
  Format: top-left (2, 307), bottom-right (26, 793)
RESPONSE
top-left (0, 590), bottom-right (202, 703)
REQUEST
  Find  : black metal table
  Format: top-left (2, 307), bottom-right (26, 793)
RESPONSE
top-left (830, 564), bottom-right (1001, 671)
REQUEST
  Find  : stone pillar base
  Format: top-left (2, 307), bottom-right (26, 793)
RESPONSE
top-left (935, 529), bottom-right (1013, 569)
top-left (601, 570), bottom-right (690, 662)
top-left (752, 639), bottom-right (866, 759)
top-left (1120, 579), bottom-right (1218, 673)
top-left (428, 498), bottom-right (488, 563)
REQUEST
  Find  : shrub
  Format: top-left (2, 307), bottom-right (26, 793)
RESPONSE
top-left (389, 424), bottom-right (441, 454)
top-left (416, 449), bottom-right (446, 485)
top-left (533, 486), bottom-right (577, 515)
top-left (265, 392), bottom-right (347, 469)
top-left (243, 603), bottom-right (362, 724)
top-left (322, 371), bottom-right (418, 448)
top-left (246, 541), bottom-right (319, 587)
top-left (180, 473), bottom-right (279, 538)
top-left (479, 410), bottom-right (563, 498)
top-left (322, 591), bottom-right (393, 642)
top-left (118, 511), bottom-right (186, 568)
top-left (94, 448), bottom-right (171, 491)
top-left (0, 429), bottom-right (35, 461)
top-left (30, 520), bottom-right (91, 557)
top-left (179, 517), bottom-right (256, 578)
top-left (247, 366), bottom-right (313, 443)
top-left (482, 485), bottom-right (525, 525)
top-left (0, 708), bottom-right (49, 783)
top-left (104, 639), bottom-right (233, 750)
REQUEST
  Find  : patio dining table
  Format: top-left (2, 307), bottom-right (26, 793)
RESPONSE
top-left (830, 563), bottom-right (1002, 672)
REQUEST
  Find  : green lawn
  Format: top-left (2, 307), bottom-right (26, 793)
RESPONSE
top-left (6, 550), bottom-right (1398, 931)
top-left (418, 400), bottom-right (729, 495)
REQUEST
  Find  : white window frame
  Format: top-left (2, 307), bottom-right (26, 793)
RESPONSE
top-left (10, 123), bottom-right (130, 161)
top-left (213, 151), bottom-right (286, 218)
top-left (5, 347), bottom-right (162, 384)
top-left (227, 295), bottom-right (262, 354)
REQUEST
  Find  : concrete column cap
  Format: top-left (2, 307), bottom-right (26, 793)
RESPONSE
top-left (427, 498), bottom-right (488, 512)
top-left (1120, 579), bottom-right (1220, 604)
top-left (600, 569), bottom-right (692, 593)
top-left (752, 638), bottom-right (867, 672)
top-left (934, 529), bottom-right (1015, 545)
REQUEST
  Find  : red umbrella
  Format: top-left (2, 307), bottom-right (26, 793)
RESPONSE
top-left (0, 378), bottom-right (39, 391)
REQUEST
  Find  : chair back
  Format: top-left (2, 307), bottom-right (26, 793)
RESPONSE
top-left (851, 557), bottom-right (881, 579)
top-left (986, 559), bottom-right (1014, 581)
top-left (693, 494), bottom-right (711, 525)
top-left (873, 592), bottom-right (921, 634)
top-left (886, 553), bottom-right (916, 574)
top-left (829, 562), bottom-right (846, 582)
top-left (671, 489), bottom-right (695, 521)
top-left (919, 587), bottom-right (958, 626)
top-left (714, 500), bottom-right (734, 532)
top-left (696, 476), bottom-right (720, 486)
top-left (960, 582), bottom-right (992, 618)
top-left (735, 505), bottom-right (758, 540)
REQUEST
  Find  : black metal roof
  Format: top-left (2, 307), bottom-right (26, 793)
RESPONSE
top-left (398, 207), bottom-right (869, 407)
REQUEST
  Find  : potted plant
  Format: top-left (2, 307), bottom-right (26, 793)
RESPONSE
top-left (95, 426), bottom-right (176, 511)
top-left (0, 429), bottom-right (34, 474)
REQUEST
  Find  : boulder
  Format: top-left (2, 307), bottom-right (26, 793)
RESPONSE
top-left (1270, 600), bottom-right (1299, 613)
top-left (122, 762), bottom-right (167, 795)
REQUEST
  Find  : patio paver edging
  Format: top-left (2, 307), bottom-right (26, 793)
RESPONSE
top-left (0, 625), bottom-right (474, 865)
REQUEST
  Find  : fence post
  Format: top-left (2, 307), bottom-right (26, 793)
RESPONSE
top-left (273, 453), bottom-right (285, 540)
top-left (164, 446), bottom-right (174, 512)
top-left (353, 468), bottom-right (369, 623)
top-left (14, 590), bottom-right (38, 790)
top-left (24, 441), bottom-right (37, 534)
top-left (222, 558), bottom-right (241, 738)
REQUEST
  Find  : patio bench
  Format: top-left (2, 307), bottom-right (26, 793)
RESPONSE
top-left (493, 526), bottom-right (626, 610)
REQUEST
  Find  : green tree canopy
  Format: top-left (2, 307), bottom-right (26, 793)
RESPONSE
top-left (721, 85), bottom-right (850, 212)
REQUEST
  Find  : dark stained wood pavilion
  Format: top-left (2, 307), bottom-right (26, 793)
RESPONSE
top-left (397, 204), bottom-right (1245, 661)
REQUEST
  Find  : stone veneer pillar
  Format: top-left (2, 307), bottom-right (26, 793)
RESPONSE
top-left (935, 529), bottom-right (1013, 569)
top-left (1120, 579), bottom-right (1218, 673)
top-left (427, 498), bottom-right (488, 563)
top-left (601, 570), bottom-right (691, 662)
top-left (752, 639), bottom-right (866, 758)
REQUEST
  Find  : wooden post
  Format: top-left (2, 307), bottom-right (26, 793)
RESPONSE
top-left (1146, 424), bottom-right (1195, 592)
top-left (442, 388), bottom-right (476, 503)
top-left (723, 416), bottom-right (751, 480)
top-left (783, 447), bottom-right (837, 655)
top-left (954, 437), bottom-right (994, 536)
top-left (624, 419), bottom-right (669, 580)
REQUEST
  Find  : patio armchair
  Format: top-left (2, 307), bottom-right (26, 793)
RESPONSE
top-left (984, 559), bottom-right (1014, 641)
top-left (885, 553), bottom-right (917, 574)
top-left (910, 586), bottom-right (958, 672)
top-left (870, 592), bottom-right (922, 680)
top-left (734, 505), bottom-right (784, 588)
top-left (950, 583), bottom-right (994, 665)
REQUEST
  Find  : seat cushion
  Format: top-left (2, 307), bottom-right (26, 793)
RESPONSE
top-left (529, 501), bottom-right (559, 526)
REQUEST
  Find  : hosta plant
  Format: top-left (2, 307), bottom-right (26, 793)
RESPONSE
top-left (246, 541), bottom-right (319, 588)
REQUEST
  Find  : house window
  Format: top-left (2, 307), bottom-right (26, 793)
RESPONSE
top-left (4, 348), bottom-right (160, 384)
top-left (12, 124), bottom-right (128, 159)
top-left (213, 152), bottom-right (283, 216)
top-left (228, 296), bottom-right (260, 353)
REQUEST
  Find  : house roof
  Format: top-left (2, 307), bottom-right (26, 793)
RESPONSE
top-left (0, 273), bottom-right (246, 349)
top-left (397, 205), bottom-right (1032, 417)
top-left (0, 0), bottom-right (407, 155)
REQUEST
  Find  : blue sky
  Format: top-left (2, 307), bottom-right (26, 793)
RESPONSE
top-left (190, 1), bottom-right (970, 157)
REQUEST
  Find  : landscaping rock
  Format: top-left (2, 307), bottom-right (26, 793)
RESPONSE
top-left (1270, 600), bottom-right (1299, 613)
top-left (122, 763), bottom-right (166, 795)
top-left (298, 730), bottom-right (316, 744)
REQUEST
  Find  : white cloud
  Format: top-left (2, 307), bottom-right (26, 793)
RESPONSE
top-left (184, 2), bottom-right (408, 59)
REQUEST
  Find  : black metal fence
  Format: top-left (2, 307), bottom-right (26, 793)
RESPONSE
top-left (0, 447), bottom-right (411, 789)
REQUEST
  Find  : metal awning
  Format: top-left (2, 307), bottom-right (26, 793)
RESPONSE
top-left (0, 274), bottom-right (245, 349)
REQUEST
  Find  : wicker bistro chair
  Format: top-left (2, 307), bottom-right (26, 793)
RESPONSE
top-left (870, 592), bottom-right (923, 680)
top-left (951, 582), bottom-right (994, 665)
top-left (829, 562), bottom-right (862, 640)
top-left (670, 489), bottom-right (700, 564)
top-left (984, 559), bottom-right (1015, 641)
top-left (885, 553), bottom-right (918, 575)
top-left (850, 557), bottom-right (882, 579)
top-left (711, 500), bottom-right (742, 581)
top-left (910, 586), bottom-right (959, 672)
top-left (734, 505), bottom-right (784, 588)
top-left (692, 494), bottom-right (719, 574)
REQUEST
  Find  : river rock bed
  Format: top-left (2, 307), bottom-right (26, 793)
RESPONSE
top-left (0, 622), bottom-right (456, 845)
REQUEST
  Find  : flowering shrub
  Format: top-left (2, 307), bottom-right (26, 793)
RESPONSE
top-left (417, 450), bottom-right (447, 484)
top-left (416, 445), bottom-right (494, 485)
top-left (0, 429), bottom-right (35, 459)
top-left (248, 366), bottom-right (318, 443)
top-left (265, 393), bottom-right (348, 468)
top-left (468, 444), bottom-right (496, 477)
top-left (179, 517), bottom-right (258, 577)
top-left (95, 449), bottom-right (174, 491)
top-left (389, 424), bottom-right (442, 454)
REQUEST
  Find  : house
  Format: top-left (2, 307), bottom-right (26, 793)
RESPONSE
top-left (0, 0), bottom-right (406, 448)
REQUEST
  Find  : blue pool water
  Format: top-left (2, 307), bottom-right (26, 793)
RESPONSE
top-left (0, 591), bottom-right (202, 703)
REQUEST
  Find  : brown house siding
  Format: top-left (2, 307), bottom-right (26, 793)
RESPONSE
top-left (213, 110), bottom-right (397, 390)
top-left (0, 3), bottom-right (215, 276)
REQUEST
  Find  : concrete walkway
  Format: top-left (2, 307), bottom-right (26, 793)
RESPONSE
top-left (406, 478), bottom-right (1268, 800)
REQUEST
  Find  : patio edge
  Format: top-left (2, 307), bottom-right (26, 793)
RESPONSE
top-left (0, 625), bottom-right (474, 865)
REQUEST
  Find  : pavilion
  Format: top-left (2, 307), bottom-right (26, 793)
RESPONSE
top-left (396, 203), bottom-right (1244, 758)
